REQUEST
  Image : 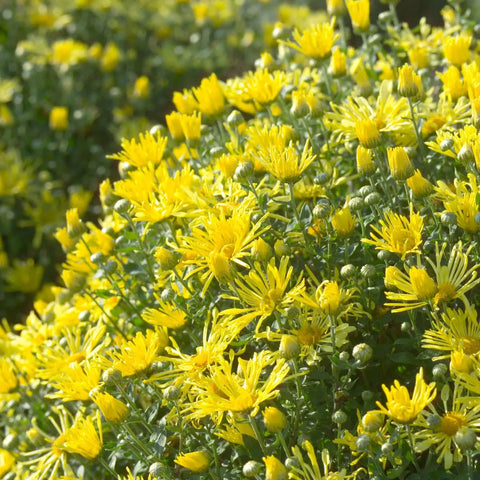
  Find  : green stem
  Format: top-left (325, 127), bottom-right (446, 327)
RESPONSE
top-left (277, 431), bottom-right (290, 458)
top-left (407, 97), bottom-right (426, 161)
top-left (406, 424), bottom-right (420, 471)
top-left (248, 415), bottom-right (268, 455)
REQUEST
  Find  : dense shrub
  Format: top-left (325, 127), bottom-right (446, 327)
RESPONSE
top-left (2, 0), bottom-right (480, 479)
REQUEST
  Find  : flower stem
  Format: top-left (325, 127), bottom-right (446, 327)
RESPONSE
top-left (248, 415), bottom-right (268, 456)
top-left (406, 424), bottom-right (420, 471)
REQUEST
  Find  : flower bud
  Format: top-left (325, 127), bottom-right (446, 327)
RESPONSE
top-left (348, 197), bottom-right (364, 211)
top-left (362, 411), bottom-right (384, 432)
top-left (380, 442), bottom-right (393, 457)
top-left (340, 264), bottom-right (356, 279)
top-left (313, 200), bottom-right (330, 219)
top-left (432, 363), bottom-right (448, 379)
top-left (364, 192), bottom-right (381, 206)
top-left (355, 433), bottom-right (371, 451)
top-left (251, 238), bottom-right (273, 262)
top-left (398, 64), bottom-right (420, 97)
top-left (352, 343), bottom-right (373, 363)
top-left (113, 199), bottom-right (131, 215)
top-left (279, 335), bottom-right (301, 359)
top-left (332, 410), bottom-right (348, 424)
top-left (233, 162), bottom-right (254, 182)
top-left (163, 385), bottom-right (181, 401)
top-left (426, 414), bottom-right (442, 431)
top-left (387, 147), bottom-right (414, 180)
top-left (360, 264), bottom-right (376, 279)
top-left (263, 455), bottom-right (288, 480)
top-left (149, 462), bottom-right (165, 477)
top-left (263, 407), bottom-right (287, 433)
top-left (440, 138), bottom-right (454, 151)
top-left (227, 109), bottom-right (244, 127)
top-left (356, 145), bottom-right (376, 174)
top-left (441, 212), bottom-right (457, 225)
top-left (243, 460), bottom-right (263, 478)
top-left (274, 239), bottom-right (291, 257)
top-left (457, 144), bottom-right (474, 164)
top-left (155, 247), bottom-right (179, 271)
top-left (455, 427), bottom-right (477, 451)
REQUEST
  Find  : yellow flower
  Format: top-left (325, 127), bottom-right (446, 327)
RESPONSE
top-left (414, 390), bottom-right (480, 469)
top-left (173, 89), bottom-right (199, 114)
top-left (284, 19), bottom-right (339, 60)
top-left (356, 145), bottom-right (376, 174)
top-left (362, 205), bottom-right (423, 259)
top-left (107, 130), bottom-right (168, 168)
top-left (406, 170), bottom-right (433, 198)
top-left (331, 205), bottom-right (356, 237)
top-left (178, 111), bottom-right (202, 142)
top-left (327, 0), bottom-right (347, 16)
top-left (0, 449), bottom-right (14, 478)
top-left (242, 69), bottom-right (286, 107)
top-left (143, 302), bottom-right (188, 329)
top-left (57, 411), bottom-right (103, 460)
top-left (220, 256), bottom-right (305, 332)
top-left (376, 367), bottom-right (436, 424)
top-left (0, 358), bottom-right (17, 394)
top-left (133, 75), bottom-right (150, 99)
top-left (263, 455), bottom-right (288, 480)
top-left (90, 390), bottom-right (129, 423)
top-left (355, 118), bottom-right (380, 148)
top-left (438, 66), bottom-right (467, 100)
top-left (408, 46), bottom-right (429, 70)
top-left (175, 451), bottom-right (210, 473)
top-left (49, 106), bottom-right (69, 131)
top-left (397, 64), bottom-right (421, 98)
top-left (387, 146), bottom-right (414, 180)
top-left (165, 111), bottom-right (185, 140)
top-left (422, 307), bottom-right (480, 359)
top-left (316, 281), bottom-right (342, 315)
top-left (450, 350), bottom-right (473, 373)
top-left (178, 209), bottom-right (268, 295)
top-left (258, 139), bottom-right (316, 182)
top-left (443, 34), bottom-right (472, 67)
top-left (346, 0), bottom-right (370, 32)
top-left (192, 73), bottom-right (225, 117)
top-left (105, 329), bottom-right (168, 377)
top-left (434, 173), bottom-right (480, 233)
top-left (50, 39), bottom-right (88, 66)
top-left (330, 47), bottom-right (347, 76)
top-left (101, 42), bottom-right (120, 72)
top-left (182, 351), bottom-right (290, 424)
top-left (263, 406), bottom-right (287, 433)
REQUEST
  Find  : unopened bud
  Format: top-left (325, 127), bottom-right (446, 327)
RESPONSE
top-left (352, 343), bottom-right (373, 363)
top-left (243, 460), bottom-right (263, 478)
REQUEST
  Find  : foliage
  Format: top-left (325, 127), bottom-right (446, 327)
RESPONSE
top-left (0, 0), bottom-right (303, 321)
top-left (3, 0), bottom-right (480, 479)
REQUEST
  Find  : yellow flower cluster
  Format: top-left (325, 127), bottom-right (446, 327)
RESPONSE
top-left (4, 1), bottom-right (480, 479)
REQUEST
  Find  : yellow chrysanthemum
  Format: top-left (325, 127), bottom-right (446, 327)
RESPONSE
top-left (283, 19), bottom-right (339, 60)
top-left (362, 205), bottom-right (423, 259)
top-left (376, 368), bottom-right (436, 424)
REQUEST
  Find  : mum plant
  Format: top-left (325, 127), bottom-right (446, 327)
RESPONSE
top-left (2, 0), bottom-right (480, 479)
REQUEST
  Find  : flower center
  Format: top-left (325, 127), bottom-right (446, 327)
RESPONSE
top-left (392, 228), bottom-right (416, 253)
top-left (435, 283), bottom-right (457, 303)
top-left (230, 390), bottom-right (257, 412)
top-left (460, 337), bottom-right (480, 355)
top-left (296, 325), bottom-right (325, 346)
top-left (439, 412), bottom-right (465, 436)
